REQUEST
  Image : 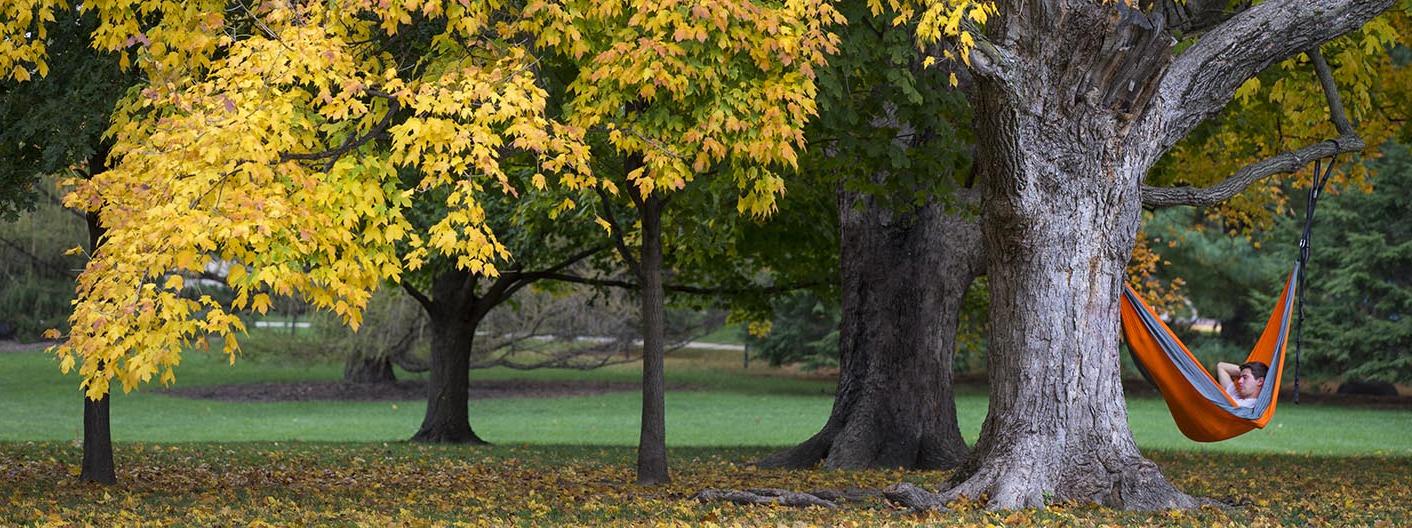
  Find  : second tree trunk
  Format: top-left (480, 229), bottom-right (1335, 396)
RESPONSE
top-left (760, 190), bottom-right (981, 470)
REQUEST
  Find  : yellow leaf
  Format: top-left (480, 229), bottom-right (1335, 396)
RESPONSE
top-left (251, 294), bottom-right (272, 315)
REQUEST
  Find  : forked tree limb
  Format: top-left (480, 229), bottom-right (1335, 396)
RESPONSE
top-left (1148, 0), bottom-right (1394, 153)
top-left (1141, 47), bottom-right (1365, 208)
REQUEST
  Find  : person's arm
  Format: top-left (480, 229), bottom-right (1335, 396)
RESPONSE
top-left (1216, 362), bottom-right (1239, 390)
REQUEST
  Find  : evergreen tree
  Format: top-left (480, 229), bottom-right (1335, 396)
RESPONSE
top-left (1301, 142), bottom-right (1412, 383)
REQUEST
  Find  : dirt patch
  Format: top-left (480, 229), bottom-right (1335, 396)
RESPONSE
top-left (0, 340), bottom-right (58, 353)
top-left (162, 379), bottom-right (694, 402)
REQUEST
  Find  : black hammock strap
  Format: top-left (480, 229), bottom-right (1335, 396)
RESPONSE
top-left (1292, 155), bottom-right (1338, 403)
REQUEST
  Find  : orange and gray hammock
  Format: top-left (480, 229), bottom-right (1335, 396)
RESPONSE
top-left (1120, 159), bottom-right (1334, 442)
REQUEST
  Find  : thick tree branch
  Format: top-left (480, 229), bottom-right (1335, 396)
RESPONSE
top-left (1149, 0), bottom-right (1394, 153)
top-left (1141, 137), bottom-right (1361, 208)
top-left (499, 244), bottom-right (611, 301)
top-left (1142, 45), bottom-right (1364, 208)
top-left (512, 244), bottom-right (610, 282)
top-left (401, 282), bottom-right (433, 312)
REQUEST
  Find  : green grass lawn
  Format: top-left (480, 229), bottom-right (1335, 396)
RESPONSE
top-left (3, 339), bottom-right (1409, 456)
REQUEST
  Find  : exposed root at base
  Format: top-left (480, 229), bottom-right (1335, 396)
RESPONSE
top-left (882, 483), bottom-right (950, 511)
top-left (693, 487), bottom-right (885, 509)
top-left (940, 458), bottom-right (1202, 511)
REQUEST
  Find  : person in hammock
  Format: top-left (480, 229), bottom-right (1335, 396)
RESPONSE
top-left (1215, 361), bottom-right (1269, 408)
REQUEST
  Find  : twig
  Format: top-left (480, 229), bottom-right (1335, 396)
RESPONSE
top-left (279, 90), bottom-right (401, 172)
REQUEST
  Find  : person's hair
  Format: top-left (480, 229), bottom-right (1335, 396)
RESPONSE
top-left (1240, 361), bottom-right (1270, 380)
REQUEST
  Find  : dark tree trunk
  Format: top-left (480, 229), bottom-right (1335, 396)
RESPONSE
top-left (1220, 299), bottom-right (1255, 345)
top-left (636, 192), bottom-right (670, 485)
top-left (411, 269), bottom-right (488, 444)
top-left (760, 191), bottom-right (981, 470)
top-left (80, 393), bottom-right (115, 484)
top-left (80, 209), bottom-right (114, 485)
top-left (942, 6), bottom-right (1195, 510)
top-left (343, 353), bottom-right (397, 384)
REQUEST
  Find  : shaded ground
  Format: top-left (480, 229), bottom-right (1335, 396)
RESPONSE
top-left (2, 442), bottom-right (1409, 526)
top-left (162, 379), bottom-right (696, 402)
top-left (0, 339), bottom-right (58, 353)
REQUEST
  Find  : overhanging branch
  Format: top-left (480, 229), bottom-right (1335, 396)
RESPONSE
top-left (1142, 45), bottom-right (1365, 208)
top-left (1148, 0), bottom-right (1394, 153)
top-left (1141, 135), bottom-right (1361, 208)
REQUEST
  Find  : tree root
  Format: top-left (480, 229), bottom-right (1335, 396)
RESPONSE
top-left (693, 488), bottom-right (839, 508)
top-left (693, 487), bottom-right (890, 509)
top-left (882, 483), bottom-right (950, 512)
top-left (939, 456), bottom-right (1201, 511)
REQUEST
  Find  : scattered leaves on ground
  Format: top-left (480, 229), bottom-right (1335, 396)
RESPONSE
top-left (1, 443), bottom-right (1407, 526)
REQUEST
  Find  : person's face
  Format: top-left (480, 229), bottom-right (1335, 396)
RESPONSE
top-left (1237, 368), bottom-right (1264, 398)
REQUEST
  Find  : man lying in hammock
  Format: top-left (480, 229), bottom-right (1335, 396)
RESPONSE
top-left (1216, 361), bottom-right (1269, 408)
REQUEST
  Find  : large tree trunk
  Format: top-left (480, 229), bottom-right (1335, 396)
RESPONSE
top-left (80, 209), bottom-right (114, 485)
top-left (759, 191), bottom-right (981, 470)
top-left (943, 6), bottom-right (1194, 510)
top-left (411, 270), bottom-right (488, 444)
top-left (636, 192), bottom-right (670, 485)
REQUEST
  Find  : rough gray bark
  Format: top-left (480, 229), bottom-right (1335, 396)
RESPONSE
top-left (694, 488), bottom-right (839, 508)
top-left (410, 269), bottom-right (488, 444)
top-left (758, 189), bottom-right (981, 470)
top-left (635, 190), bottom-right (670, 485)
top-left (936, 0), bottom-right (1394, 510)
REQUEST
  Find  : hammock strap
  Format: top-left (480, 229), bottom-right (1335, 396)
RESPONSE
top-left (1292, 155), bottom-right (1337, 403)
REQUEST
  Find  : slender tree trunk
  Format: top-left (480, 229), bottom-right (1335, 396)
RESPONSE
top-left (411, 270), bottom-right (488, 444)
top-left (943, 7), bottom-right (1194, 509)
top-left (760, 191), bottom-right (980, 470)
top-left (636, 193), bottom-right (670, 485)
top-left (80, 209), bottom-right (114, 485)
top-left (80, 392), bottom-right (115, 484)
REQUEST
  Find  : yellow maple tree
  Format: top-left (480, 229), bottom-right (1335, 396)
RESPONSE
top-left (9, 1), bottom-right (601, 399)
